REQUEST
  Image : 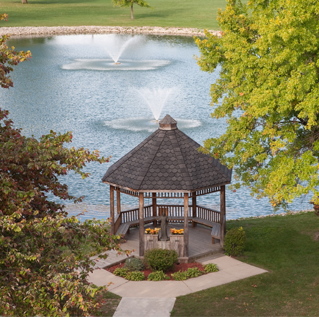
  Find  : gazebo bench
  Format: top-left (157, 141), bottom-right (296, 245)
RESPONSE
top-left (116, 216), bottom-right (221, 244)
top-left (210, 223), bottom-right (221, 244)
top-left (116, 216), bottom-right (159, 237)
top-left (116, 216), bottom-right (194, 237)
top-left (116, 223), bottom-right (130, 236)
top-left (192, 217), bottom-right (221, 244)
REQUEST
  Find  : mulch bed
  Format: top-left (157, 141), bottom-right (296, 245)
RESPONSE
top-left (105, 261), bottom-right (205, 280)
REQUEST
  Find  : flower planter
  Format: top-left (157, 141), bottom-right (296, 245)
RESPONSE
top-left (170, 235), bottom-right (184, 256)
top-left (144, 233), bottom-right (184, 257)
top-left (145, 234), bottom-right (159, 251)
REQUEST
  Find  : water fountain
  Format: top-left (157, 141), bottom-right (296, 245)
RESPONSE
top-left (138, 87), bottom-right (174, 121)
top-left (62, 35), bottom-right (171, 71)
top-left (104, 37), bottom-right (138, 65)
top-left (104, 87), bottom-right (202, 132)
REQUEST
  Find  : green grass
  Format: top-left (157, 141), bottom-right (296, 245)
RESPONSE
top-left (0, 0), bottom-right (225, 29)
top-left (172, 212), bottom-right (319, 316)
top-left (91, 289), bottom-right (121, 316)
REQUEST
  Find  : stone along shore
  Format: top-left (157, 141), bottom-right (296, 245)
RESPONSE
top-left (0, 26), bottom-right (221, 37)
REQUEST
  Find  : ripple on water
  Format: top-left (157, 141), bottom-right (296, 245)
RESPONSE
top-left (61, 59), bottom-right (171, 71)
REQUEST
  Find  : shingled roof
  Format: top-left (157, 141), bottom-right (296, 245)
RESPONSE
top-left (102, 115), bottom-right (232, 192)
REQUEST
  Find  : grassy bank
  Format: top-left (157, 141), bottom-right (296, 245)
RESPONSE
top-left (0, 0), bottom-right (225, 29)
top-left (172, 212), bottom-right (319, 316)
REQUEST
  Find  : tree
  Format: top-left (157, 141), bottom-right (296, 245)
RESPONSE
top-left (0, 15), bottom-right (127, 315)
top-left (0, 14), bottom-right (31, 88)
top-left (195, 0), bottom-right (319, 209)
top-left (112, 0), bottom-right (152, 20)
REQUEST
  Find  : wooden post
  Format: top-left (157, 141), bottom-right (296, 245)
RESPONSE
top-left (192, 192), bottom-right (197, 227)
top-left (220, 185), bottom-right (226, 247)
top-left (139, 192), bottom-right (145, 256)
top-left (116, 188), bottom-right (121, 215)
top-left (183, 193), bottom-right (189, 257)
top-left (152, 192), bottom-right (157, 227)
top-left (110, 185), bottom-right (115, 235)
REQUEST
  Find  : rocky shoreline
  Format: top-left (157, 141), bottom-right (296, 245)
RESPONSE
top-left (0, 25), bottom-right (221, 38)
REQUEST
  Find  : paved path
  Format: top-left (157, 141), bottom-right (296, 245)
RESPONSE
top-left (87, 254), bottom-right (267, 316)
top-left (113, 298), bottom-right (176, 317)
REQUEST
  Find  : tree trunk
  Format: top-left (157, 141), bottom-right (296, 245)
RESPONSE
top-left (110, 185), bottom-right (115, 235)
top-left (21, 0), bottom-right (28, 3)
top-left (131, 5), bottom-right (134, 20)
top-left (220, 185), bottom-right (226, 247)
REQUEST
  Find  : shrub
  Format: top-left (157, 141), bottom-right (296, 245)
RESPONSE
top-left (124, 257), bottom-right (145, 271)
top-left (204, 263), bottom-right (219, 273)
top-left (144, 249), bottom-right (178, 272)
top-left (113, 267), bottom-right (129, 278)
top-left (171, 270), bottom-right (188, 281)
top-left (186, 267), bottom-right (203, 278)
top-left (147, 271), bottom-right (169, 281)
top-left (224, 227), bottom-right (246, 256)
top-left (125, 271), bottom-right (145, 281)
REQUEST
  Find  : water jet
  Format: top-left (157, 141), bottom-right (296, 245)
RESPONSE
top-left (62, 36), bottom-right (170, 71)
top-left (138, 88), bottom-right (174, 121)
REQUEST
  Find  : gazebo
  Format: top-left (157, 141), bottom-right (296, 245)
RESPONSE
top-left (102, 115), bottom-right (232, 262)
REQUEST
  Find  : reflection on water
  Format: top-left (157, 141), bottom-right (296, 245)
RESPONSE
top-left (2, 34), bottom-right (312, 219)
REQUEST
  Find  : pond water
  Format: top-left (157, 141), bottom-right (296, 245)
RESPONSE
top-left (1, 34), bottom-right (312, 220)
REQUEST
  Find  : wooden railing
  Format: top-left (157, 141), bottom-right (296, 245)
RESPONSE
top-left (118, 204), bottom-right (220, 226)
top-left (121, 207), bottom-right (139, 223)
top-left (144, 205), bottom-right (153, 218)
top-left (120, 204), bottom-right (154, 224)
top-left (157, 205), bottom-right (193, 219)
top-left (196, 205), bottom-right (220, 223)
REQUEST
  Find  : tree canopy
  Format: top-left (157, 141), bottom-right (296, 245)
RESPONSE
top-left (0, 15), bottom-right (126, 315)
top-left (112, 0), bottom-right (152, 19)
top-left (195, 0), bottom-right (319, 208)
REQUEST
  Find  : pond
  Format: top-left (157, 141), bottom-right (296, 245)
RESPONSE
top-left (1, 33), bottom-right (311, 220)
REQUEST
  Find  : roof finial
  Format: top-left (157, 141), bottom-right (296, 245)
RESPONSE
top-left (159, 114), bottom-right (177, 130)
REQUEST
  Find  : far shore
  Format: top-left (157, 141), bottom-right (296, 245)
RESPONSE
top-left (0, 25), bottom-right (221, 38)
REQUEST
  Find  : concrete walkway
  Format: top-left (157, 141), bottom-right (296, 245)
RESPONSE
top-left (87, 254), bottom-right (267, 316)
top-left (113, 298), bottom-right (176, 317)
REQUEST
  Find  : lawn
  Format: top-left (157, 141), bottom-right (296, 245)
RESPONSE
top-left (92, 289), bottom-right (121, 316)
top-left (171, 212), bottom-right (319, 316)
top-left (0, 0), bottom-right (226, 29)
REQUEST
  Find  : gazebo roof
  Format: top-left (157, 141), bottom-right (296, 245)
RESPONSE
top-left (102, 115), bottom-right (232, 192)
